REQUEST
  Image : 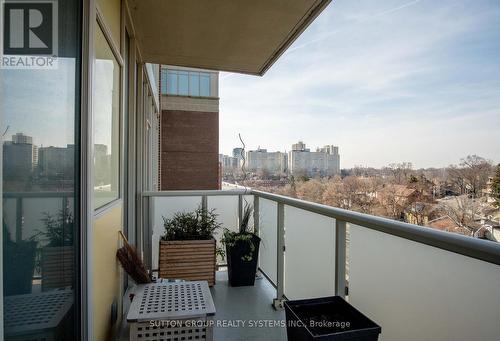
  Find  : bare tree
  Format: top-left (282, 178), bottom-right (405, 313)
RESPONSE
top-left (491, 164), bottom-right (500, 207)
top-left (322, 177), bottom-right (381, 214)
top-left (322, 178), bottom-right (351, 209)
top-left (387, 162), bottom-right (413, 184)
top-left (447, 156), bottom-right (492, 197)
top-left (459, 155), bottom-right (492, 198)
top-left (295, 179), bottom-right (325, 203)
top-left (379, 184), bottom-right (411, 220)
top-left (351, 177), bottom-right (381, 214)
top-left (439, 196), bottom-right (482, 236)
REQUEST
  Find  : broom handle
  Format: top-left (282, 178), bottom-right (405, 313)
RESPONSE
top-left (118, 230), bottom-right (129, 244)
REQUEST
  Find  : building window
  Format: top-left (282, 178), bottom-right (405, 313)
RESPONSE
top-left (93, 22), bottom-right (121, 209)
top-left (178, 71), bottom-right (189, 95)
top-left (189, 73), bottom-right (200, 96)
top-left (200, 73), bottom-right (210, 97)
top-left (166, 70), bottom-right (177, 94)
top-left (162, 69), bottom-right (212, 97)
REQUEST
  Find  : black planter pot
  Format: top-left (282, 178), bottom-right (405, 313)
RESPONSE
top-left (285, 296), bottom-right (381, 341)
top-left (3, 240), bottom-right (37, 296)
top-left (226, 234), bottom-right (261, 287)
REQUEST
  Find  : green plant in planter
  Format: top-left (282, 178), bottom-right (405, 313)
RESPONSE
top-left (160, 207), bottom-right (222, 285)
top-left (162, 207), bottom-right (222, 241)
top-left (35, 207), bottom-right (75, 247)
top-left (221, 204), bottom-right (261, 286)
top-left (221, 204), bottom-right (257, 261)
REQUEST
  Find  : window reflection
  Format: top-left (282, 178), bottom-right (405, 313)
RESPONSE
top-left (1, 60), bottom-right (77, 339)
top-left (93, 23), bottom-right (121, 209)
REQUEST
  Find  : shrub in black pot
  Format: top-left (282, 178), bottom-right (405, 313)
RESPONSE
top-left (221, 204), bottom-right (261, 287)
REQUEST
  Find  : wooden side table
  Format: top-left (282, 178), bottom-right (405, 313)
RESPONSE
top-left (127, 281), bottom-right (216, 341)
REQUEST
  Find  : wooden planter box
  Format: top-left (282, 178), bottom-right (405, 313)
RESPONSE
top-left (41, 246), bottom-right (74, 291)
top-left (159, 239), bottom-right (216, 286)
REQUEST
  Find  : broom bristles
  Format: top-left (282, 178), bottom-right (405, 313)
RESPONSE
top-left (116, 238), bottom-right (151, 284)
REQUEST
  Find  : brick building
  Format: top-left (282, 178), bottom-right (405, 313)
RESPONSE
top-left (159, 66), bottom-right (220, 189)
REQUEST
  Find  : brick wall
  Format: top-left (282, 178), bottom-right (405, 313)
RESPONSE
top-left (160, 109), bottom-right (219, 190)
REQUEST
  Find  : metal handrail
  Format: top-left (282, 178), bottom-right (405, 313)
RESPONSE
top-left (143, 189), bottom-right (248, 197)
top-left (252, 189), bottom-right (500, 266)
top-left (3, 191), bottom-right (74, 198)
top-left (143, 189), bottom-right (500, 266)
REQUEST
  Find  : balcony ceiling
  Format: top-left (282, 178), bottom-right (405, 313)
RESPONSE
top-left (128, 0), bottom-right (331, 75)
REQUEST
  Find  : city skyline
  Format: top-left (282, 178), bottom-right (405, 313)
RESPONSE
top-left (219, 0), bottom-right (500, 169)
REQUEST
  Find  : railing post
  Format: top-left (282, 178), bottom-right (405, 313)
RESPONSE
top-left (253, 195), bottom-right (259, 235)
top-left (335, 220), bottom-right (347, 297)
top-left (201, 195), bottom-right (208, 211)
top-left (274, 202), bottom-right (286, 310)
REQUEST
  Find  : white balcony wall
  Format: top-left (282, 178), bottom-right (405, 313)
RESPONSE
top-left (284, 206), bottom-right (335, 299)
top-left (349, 224), bottom-right (500, 341)
top-left (2, 196), bottom-right (73, 244)
top-left (258, 198), bottom-right (278, 284)
top-left (23, 198), bottom-right (68, 240)
top-left (207, 196), bottom-right (239, 264)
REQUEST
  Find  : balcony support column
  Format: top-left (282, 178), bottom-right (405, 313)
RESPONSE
top-left (335, 219), bottom-right (347, 297)
top-left (273, 202), bottom-right (286, 310)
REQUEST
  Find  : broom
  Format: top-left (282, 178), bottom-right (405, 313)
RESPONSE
top-left (117, 231), bottom-right (151, 284)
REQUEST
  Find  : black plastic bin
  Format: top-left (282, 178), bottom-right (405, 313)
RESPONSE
top-left (284, 296), bottom-right (381, 341)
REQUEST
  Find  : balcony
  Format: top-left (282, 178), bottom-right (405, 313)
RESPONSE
top-left (137, 188), bottom-right (500, 341)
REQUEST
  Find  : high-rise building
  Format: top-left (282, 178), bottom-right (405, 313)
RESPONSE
top-left (38, 145), bottom-right (75, 179)
top-left (159, 65), bottom-right (219, 190)
top-left (288, 141), bottom-right (340, 176)
top-left (3, 133), bottom-right (35, 180)
top-left (232, 147), bottom-right (244, 167)
top-left (3, 142), bottom-right (33, 180)
top-left (247, 148), bottom-right (287, 175)
top-left (11, 132), bottom-right (33, 145)
top-left (292, 141), bottom-right (309, 152)
top-left (220, 154), bottom-right (239, 171)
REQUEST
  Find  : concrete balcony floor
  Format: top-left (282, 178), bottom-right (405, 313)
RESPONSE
top-left (211, 270), bottom-right (286, 341)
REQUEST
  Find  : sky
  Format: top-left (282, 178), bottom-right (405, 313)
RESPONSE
top-left (0, 58), bottom-right (76, 148)
top-left (219, 0), bottom-right (500, 169)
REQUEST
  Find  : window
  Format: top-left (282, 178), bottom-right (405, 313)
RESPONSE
top-left (93, 22), bottom-right (121, 209)
top-left (189, 73), bottom-right (200, 96)
top-left (200, 73), bottom-right (210, 97)
top-left (167, 70), bottom-right (177, 94)
top-left (178, 71), bottom-right (189, 95)
top-left (162, 69), bottom-right (212, 97)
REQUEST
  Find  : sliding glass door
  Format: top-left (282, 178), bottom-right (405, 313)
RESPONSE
top-left (0, 0), bottom-right (81, 339)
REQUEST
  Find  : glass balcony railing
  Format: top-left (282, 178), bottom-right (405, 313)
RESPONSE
top-left (141, 188), bottom-right (500, 341)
